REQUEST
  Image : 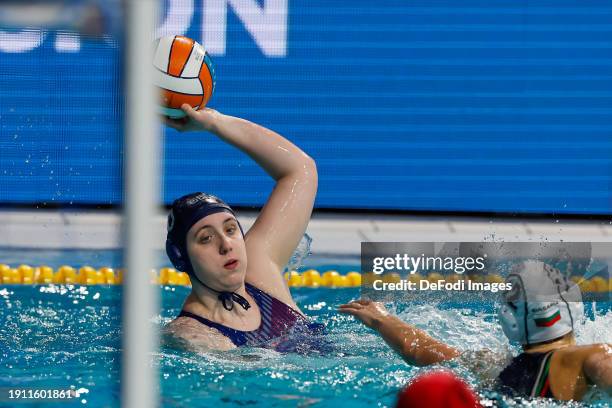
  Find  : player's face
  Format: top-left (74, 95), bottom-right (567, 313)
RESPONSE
top-left (185, 212), bottom-right (247, 291)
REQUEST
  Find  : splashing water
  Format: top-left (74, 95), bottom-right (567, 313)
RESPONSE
top-left (0, 250), bottom-right (609, 407)
top-left (285, 233), bottom-right (312, 272)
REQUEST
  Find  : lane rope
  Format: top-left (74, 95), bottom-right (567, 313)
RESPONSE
top-left (0, 264), bottom-right (608, 292)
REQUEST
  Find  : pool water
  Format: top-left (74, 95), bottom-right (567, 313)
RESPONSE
top-left (0, 250), bottom-right (611, 407)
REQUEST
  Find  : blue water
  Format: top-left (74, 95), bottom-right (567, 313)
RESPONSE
top-left (0, 249), bottom-right (610, 407)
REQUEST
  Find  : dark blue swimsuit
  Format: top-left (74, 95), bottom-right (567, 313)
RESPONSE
top-left (497, 351), bottom-right (555, 399)
top-left (178, 283), bottom-right (326, 351)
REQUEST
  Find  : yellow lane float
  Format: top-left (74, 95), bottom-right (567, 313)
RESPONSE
top-left (0, 264), bottom-right (608, 292)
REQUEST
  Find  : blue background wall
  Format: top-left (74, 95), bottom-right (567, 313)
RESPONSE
top-left (1, 1), bottom-right (611, 214)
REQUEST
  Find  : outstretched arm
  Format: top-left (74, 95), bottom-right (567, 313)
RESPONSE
top-left (339, 300), bottom-right (460, 366)
top-left (165, 106), bottom-right (317, 303)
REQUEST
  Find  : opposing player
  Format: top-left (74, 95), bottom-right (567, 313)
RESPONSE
top-left (340, 261), bottom-right (611, 401)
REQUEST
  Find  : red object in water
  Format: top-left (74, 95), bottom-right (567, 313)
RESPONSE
top-left (397, 370), bottom-right (482, 408)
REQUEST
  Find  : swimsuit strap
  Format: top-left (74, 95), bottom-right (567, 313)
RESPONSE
top-left (497, 351), bottom-right (556, 399)
top-left (531, 351), bottom-right (555, 398)
top-left (244, 283), bottom-right (305, 335)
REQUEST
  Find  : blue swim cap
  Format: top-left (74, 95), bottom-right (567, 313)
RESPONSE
top-left (165, 192), bottom-right (249, 311)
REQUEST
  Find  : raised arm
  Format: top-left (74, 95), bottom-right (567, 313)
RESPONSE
top-left (165, 105), bottom-right (317, 299)
top-left (339, 300), bottom-right (460, 366)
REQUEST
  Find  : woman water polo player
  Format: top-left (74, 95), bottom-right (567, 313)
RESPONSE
top-left (162, 104), bottom-right (319, 351)
top-left (340, 261), bottom-right (611, 402)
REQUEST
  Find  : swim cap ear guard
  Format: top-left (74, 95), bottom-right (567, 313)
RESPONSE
top-left (166, 232), bottom-right (189, 274)
top-left (498, 261), bottom-right (584, 345)
top-left (165, 192), bottom-right (250, 312)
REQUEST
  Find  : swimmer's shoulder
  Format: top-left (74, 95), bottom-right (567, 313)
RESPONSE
top-left (163, 316), bottom-right (236, 352)
top-left (549, 344), bottom-right (611, 400)
top-left (550, 344), bottom-right (609, 381)
top-left (555, 343), bottom-right (611, 366)
top-left (242, 251), bottom-right (303, 314)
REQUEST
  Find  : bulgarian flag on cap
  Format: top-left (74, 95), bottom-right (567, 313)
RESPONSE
top-left (534, 309), bottom-right (561, 327)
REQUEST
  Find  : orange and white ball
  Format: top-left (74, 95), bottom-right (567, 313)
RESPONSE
top-left (153, 35), bottom-right (216, 118)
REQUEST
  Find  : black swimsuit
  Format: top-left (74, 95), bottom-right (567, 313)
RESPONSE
top-left (497, 351), bottom-right (555, 399)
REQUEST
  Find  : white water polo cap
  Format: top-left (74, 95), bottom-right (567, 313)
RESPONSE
top-left (499, 260), bottom-right (584, 345)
